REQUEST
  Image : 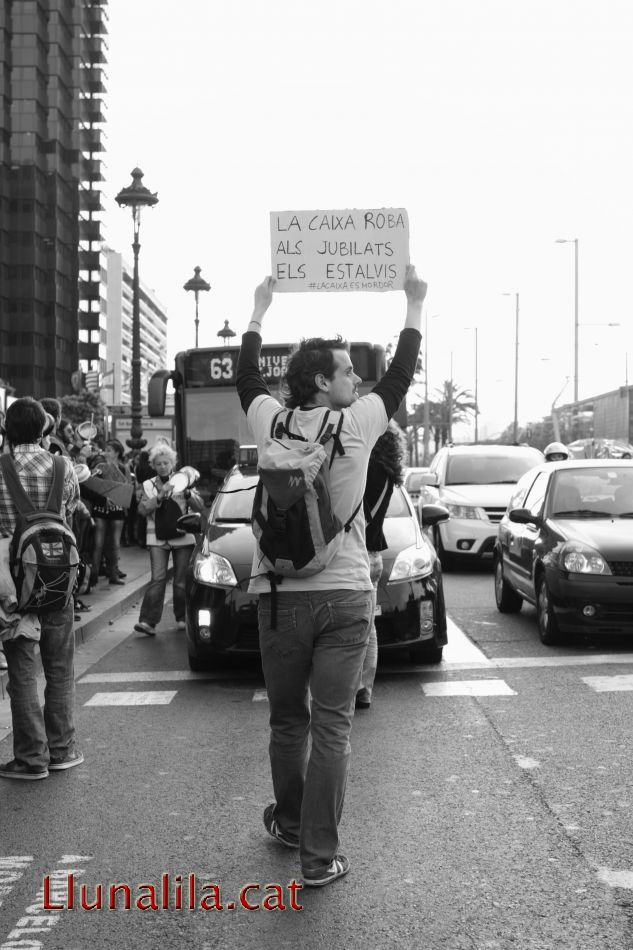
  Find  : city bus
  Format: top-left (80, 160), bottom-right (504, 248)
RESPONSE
top-left (148, 341), bottom-right (387, 501)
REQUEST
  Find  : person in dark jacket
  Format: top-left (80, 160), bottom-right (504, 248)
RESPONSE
top-left (356, 421), bottom-right (407, 709)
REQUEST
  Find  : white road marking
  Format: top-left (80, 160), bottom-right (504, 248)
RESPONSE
top-left (442, 617), bottom-right (492, 665)
top-left (252, 689), bottom-right (268, 702)
top-left (597, 867), bottom-right (633, 889)
top-left (514, 755), bottom-right (540, 770)
top-left (84, 691), bottom-right (177, 706)
top-left (422, 679), bottom-right (516, 697)
top-left (582, 674), bottom-right (633, 692)
top-left (0, 857), bottom-right (33, 908)
top-left (79, 670), bottom-right (214, 683)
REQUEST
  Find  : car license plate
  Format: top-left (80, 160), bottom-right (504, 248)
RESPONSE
top-left (374, 605), bottom-right (382, 616)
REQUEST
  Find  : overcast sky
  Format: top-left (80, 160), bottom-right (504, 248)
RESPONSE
top-left (101, 0), bottom-right (633, 439)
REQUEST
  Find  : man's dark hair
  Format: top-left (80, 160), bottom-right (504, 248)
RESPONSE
top-left (40, 398), bottom-right (62, 426)
top-left (282, 336), bottom-right (349, 409)
top-left (5, 397), bottom-right (47, 446)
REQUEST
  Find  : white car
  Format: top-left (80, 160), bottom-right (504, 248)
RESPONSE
top-left (418, 444), bottom-right (544, 569)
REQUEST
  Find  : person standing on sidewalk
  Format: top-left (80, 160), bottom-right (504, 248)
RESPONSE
top-left (0, 397), bottom-right (82, 780)
top-left (133, 442), bottom-right (204, 637)
top-left (236, 266), bottom-right (425, 887)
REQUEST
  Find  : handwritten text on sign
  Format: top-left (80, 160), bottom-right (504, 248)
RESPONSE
top-left (270, 208), bottom-right (409, 293)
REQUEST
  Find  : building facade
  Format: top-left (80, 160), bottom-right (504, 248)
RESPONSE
top-left (99, 247), bottom-right (168, 407)
top-left (0, 0), bottom-right (107, 398)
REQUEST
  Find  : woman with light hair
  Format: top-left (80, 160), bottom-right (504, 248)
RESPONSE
top-left (133, 441), bottom-right (204, 637)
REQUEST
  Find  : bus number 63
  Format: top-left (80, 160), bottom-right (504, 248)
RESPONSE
top-left (209, 357), bottom-right (234, 380)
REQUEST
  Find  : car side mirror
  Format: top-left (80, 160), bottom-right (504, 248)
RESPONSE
top-left (419, 472), bottom-right (439, 487)
top-left (508, 507), bottom-right (539, 526)
top-left (420, 504), bottom-right (450, 527)
top-left (177, 512), bottom-right (203, 534)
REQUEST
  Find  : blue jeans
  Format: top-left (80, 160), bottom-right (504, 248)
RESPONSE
top-left (357, 551), bottom-right (383, 703)
top-left (3, 603), bottom-right (76, 768)
top-left (139, 544), bottom-right (193, 626)
top-left (91, 516), bottom-right (123, 581)
top-left (258, 588), bottom-right (372, 876)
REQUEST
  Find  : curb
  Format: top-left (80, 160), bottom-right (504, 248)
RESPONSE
top-left (0, 569), bottom-right (164, 694)
top-left (73, 572), bottom-right (153, 646)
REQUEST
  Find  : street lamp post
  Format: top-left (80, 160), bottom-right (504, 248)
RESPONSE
top-left (463, 326), bottom-right (479, 442)
top-left (502, 292), bottom-right (520, 442)
top-left (115, 168), bottom-right (158, 451)
top-left (422, 312), bottom-right (440, 464)
top-left (555, 237), bottom-right (579, 403)
top-left (183, 266), bottom-right (211, 348)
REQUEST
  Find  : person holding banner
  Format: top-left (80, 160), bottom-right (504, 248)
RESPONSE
top-left (237, 264), bottom-right (426, 887)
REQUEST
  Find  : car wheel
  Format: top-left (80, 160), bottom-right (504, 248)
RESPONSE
top-left (434, 526), bottom-right (455, 572)
top-left (494, 558), bottom-right (523, 613)
top-left (410, 643), bottom-right (443, 664)
top-left (188, 652), bottom-right (211, 672)
top-left (536, 576), bottom-right (562, 646)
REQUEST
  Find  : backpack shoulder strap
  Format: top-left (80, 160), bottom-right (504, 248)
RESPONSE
top-left (0, 454), bottom-right (36, 515)
top-left (367, 479), bottom-right (390, 524)
top-left (271, 407), bottom-right (289, 439)
top-left (326, 411), bottom-right (345, 468)
top-left (46, 456), bottom-right (66, 514)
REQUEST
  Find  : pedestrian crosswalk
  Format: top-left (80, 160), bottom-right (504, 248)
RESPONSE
top-left (75, 669), bottom-right (633, 706)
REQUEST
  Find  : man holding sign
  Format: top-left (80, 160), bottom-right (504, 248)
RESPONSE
top-left (237, 265), bottom-right (426, 887)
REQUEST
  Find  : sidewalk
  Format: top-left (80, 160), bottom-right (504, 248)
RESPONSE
top-left (0, 544), bottom-right (154, 696)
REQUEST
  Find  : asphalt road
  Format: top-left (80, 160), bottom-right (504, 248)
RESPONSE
top-left (1, 565), bottom-right (633, 949)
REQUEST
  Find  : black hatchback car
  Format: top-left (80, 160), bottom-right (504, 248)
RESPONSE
top-left (183, 464), bottom-right (449, 670)
top-left (494, 459), bottom-right (633, 644)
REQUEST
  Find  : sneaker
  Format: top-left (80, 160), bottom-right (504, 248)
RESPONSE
top-left (134, 621), bottom-right (156, 637)
top-left (0, 759), bottom-right (48, 781)
top-left (355, 692), bottom-right (371, 709)
top-left (263, 803), bottom-right (299, 849)
top-left (49, 751), bottom-right (84, 771)
top-left (176, 620), bottom-right (186, 631)
top-left (302, 854), bottom-right (350, 887)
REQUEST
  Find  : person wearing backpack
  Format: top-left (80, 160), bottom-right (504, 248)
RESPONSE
top-left (0, 397), bottom-right (81, 780)
top-left (133, 441), bottom-right (204, 637)
top-left (237, 265), bottom-right (426, 887)
top-left (355, 420), bottom-right (407, 710)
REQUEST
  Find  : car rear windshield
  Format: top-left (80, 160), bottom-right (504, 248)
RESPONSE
top-left (213, 474), bottom-right (258, 522)
top-left (446, 451), bottom-right (542, 485)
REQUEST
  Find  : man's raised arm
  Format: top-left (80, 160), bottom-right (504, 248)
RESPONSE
top-left (237, 276), bottom-right (276, 413)
top-left (371, 264), bottom-right (427, 419)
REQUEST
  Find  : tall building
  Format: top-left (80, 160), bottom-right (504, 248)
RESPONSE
top-left (0, 0), bottom-right (107, 398)
top-left (100, 247), bottom-right (168, 407)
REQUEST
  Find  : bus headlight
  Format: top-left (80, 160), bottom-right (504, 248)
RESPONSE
top-left (193, 552), bottom-right (238, 587)
top-left (388, 544), bottom-right (433, 583)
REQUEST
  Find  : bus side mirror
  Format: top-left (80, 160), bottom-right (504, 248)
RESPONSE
top-left (148, 370), bottom-right (175, 417)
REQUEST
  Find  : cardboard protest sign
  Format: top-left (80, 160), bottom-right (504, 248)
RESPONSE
top-left (270, 208), bottom-right (409, 293)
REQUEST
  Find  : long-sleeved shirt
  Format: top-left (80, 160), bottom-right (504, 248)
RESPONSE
top-left (236, 328), bottom-right (421, 592)
top-left (0, 444), bottom-right (79, 539)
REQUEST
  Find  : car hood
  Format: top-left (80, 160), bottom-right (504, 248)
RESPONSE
top-left (205, 516), bottom-right (422, 573)
top-left (551, 517), bottom-right (633, 558)
top-left (441, 484), bottom-right (517, 506)
top-left (383, 516), bottom-right (419, 555)
top-left (206, 522), bottom-right (254, 572)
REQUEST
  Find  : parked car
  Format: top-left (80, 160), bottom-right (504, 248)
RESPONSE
top-left (183, 464), bottom-right (450, 670)
top-left (403, 466), bottom-right (431, 507)
top-left (417, 444), bottom-right (544, 568)
top-left (494, 458), bottom-right (633, 645)
top-left (567, 438), bottom-right (633, 460)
